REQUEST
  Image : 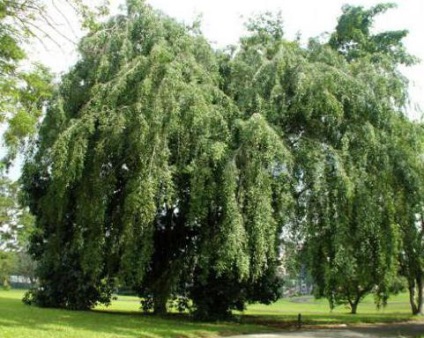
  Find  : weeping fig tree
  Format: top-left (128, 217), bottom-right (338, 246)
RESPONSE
top-left (301, 3), bottom-right (417, 314)
top-left (220, 3), bottom-right (417, 314)
top-left (393, 120), bottom-right (424, 315)
top-left (21, 0), bottom-right (292, 316)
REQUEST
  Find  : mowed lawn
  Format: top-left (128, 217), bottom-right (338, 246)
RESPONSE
top-left (1, 290), bottom-right (423, 338)
top-left (0, 290), bottom-right (270, 338)
top-left (240, 293), bottom-right (422, 326)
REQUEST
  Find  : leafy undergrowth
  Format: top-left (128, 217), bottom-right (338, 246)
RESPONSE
top-left (1, 290), bottom-right (423, 338)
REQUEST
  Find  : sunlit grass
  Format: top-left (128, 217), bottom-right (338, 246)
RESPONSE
top-left (238, 293), bottom-right (420, 326)
top-left (1, 289), bottom-right (422, 338)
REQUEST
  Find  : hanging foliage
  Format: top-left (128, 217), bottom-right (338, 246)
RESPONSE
top-left (22, 0), bottom-right (292, 314)
top-left (21, 1), bottom-right (423, 317)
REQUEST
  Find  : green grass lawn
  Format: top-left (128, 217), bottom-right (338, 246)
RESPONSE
top-left (0, 290), bottom-right (270, 338)
top-left (1, 289), bottom-right (423, 338)
top-left (239, 293), bottom-right (421, 327)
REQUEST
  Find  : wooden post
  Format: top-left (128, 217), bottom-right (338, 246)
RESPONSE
top-left (297, 313), bottom-right (302, 329)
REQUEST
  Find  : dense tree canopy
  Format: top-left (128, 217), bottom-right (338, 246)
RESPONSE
top-left (22, 0), bottom-right (291, 316)
top-left (394, 120), bottom-right (424, 315)
top-left (21, 0), bottom-right (424, 318)
top-left (220, 3), bottom-right (422, 314)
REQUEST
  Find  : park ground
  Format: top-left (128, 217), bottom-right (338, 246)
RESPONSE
top-left (0, 290), bottom-right (423, 338)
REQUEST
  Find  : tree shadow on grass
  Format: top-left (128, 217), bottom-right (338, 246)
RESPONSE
top-left (0, 293), bottom-right (268, 338)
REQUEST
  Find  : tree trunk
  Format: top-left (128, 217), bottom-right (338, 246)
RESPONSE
top-left (350, 301), bottom-right (358, 314)
top-left (153, 292), bottom-right (168, 315)
top-left (409, 276), bottom-right (424, 316)
top-left (349, 295), bottom-right (361, 315)
top-left (409, 283), bottom-right (419, 315)
top-left (348, 298), bottom-right (359, 314)
top-left (415, 276), bottom-right (423, 315)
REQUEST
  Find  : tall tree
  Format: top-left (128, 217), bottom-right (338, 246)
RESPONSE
top-left (22, 1), bottom-right (292, 316)
top-left (0, 175), bottom-right (35, 287)
top-left (302, 3), bottom-right (416, 313)
top-left (393, 120), bottom-right (424, 315)
top-left (221, 4), bottom-right (415, 314)
top-left (21, 1), bottom-right (421, 318)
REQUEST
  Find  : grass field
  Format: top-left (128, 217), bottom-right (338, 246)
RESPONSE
top-left (1, 289), bottom-right (423, 338)
top-left (240, 293), bottom-right (422, 327)
top-left (0, 290), bottom-right (270, 338)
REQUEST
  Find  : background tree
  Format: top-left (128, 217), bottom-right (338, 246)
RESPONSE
top-left (0, 0), bottom-right (55, 163)
top-left (0, 175), bottom-right (35, 287)
top-left (0, 0), bottom-right (110, 164)
top-left (329, 3), bottom-right (416, 65)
